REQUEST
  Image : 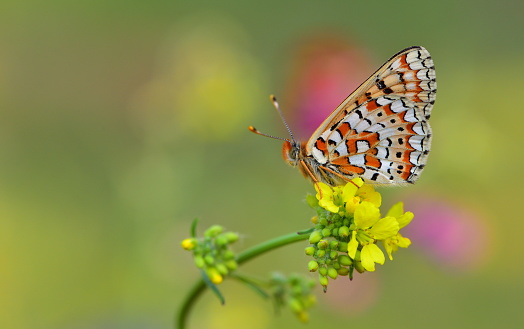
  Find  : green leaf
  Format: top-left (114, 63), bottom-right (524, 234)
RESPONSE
top-left (200, 270), bottom-right (225, 305)
top-left (190, 218), bottom-right (199, 238)
top-left (231, 274), bottom-right (269, 299)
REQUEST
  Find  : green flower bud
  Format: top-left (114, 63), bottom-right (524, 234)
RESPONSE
top-left (319, 274), bottom-right (329, 288)
top-left (329, 250), bottom-right (338, 260)
top-left (337, 267), bottom-right (349, 276)
top-left (304, 294), bottom-right (317, 307)
top-left (304, 246), bottom-right (316, 256)
top-left (315, 249), bottom-right (326, 258)
top-left (291, 285), bottom-right (302, 295)
top-left (332, 261), bottom-right (341, 270)
top-left (331, 228), bottom-right (339, 236)
top-left (308, 230), bottom-right (323, 244)
top-left (338, 254), bottom-right (352, 266)
top-left (204, 225), bottom-right (223, 237)
top-left (354, 261), bottom-right (366, 274)
top-left (225, 260), bottom-right (238, 271)
top-left (338, 225), bottom-right (350, 238)
top-left (223, 250), bottom-right (235, 260)
top-left (194, 255), bottom-right (205, 268)
top-left (215, 235), bottom-right (228, 246)
top-left (215, 263), bottom-right (229, 275)
top-left (317, 239), bottom-right (329, 250)
top-left (223, 232), bottom-right (239, 243)
top-left (288, 297), bottom-right (303, 313)
top-left (327, 267), bottom-right (338, 279)
top-left (329, 240), bottom-right (339, 250)
top-left (306, 194), bottom-right (319, 208)
top-left (321, 228), bottom-right (331, 237)
top-left (308, 260), bottom-right (319, 272)
top-left (204, 254), bottom-right (215, 265)
top-left (337, 242), bottom-right (348, 252)
top-left (319, 266), bottom-right (328, 276)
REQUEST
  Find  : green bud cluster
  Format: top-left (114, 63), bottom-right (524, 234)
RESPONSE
top-left (270, 273), bottom-right (316, 323)
top-left (305, 195), bottom-right (356, 291)
top-left (181, 225), bottom-right (239, 284)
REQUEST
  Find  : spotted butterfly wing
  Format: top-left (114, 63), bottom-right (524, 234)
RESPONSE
top-left (282, 46), bottom-right (436, 186)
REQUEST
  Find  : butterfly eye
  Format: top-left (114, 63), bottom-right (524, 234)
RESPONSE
top-left (282, 140), bottom-right (299, 167)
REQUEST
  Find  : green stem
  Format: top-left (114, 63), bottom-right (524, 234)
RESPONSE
top-left (176, 230), bottom-right (310, 329)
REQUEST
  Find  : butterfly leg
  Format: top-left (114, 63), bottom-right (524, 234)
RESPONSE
top-left (299, 159), bottom-right (324, 198)
top-left (318, 165), bottom-right (360, 188)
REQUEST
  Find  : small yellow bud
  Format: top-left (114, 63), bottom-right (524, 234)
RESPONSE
top-left (181, 238), bottom-right (197, 250)
top-left (317, 239), bottom-right (329, 250)
top-left (206, 267), bottom-right (223, 284)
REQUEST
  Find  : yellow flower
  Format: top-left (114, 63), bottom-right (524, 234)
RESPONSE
top-left (315, 182), bottom-right (339, 213)
top-left (382, 202), bottom-right (414, 260)
top-left (342, 178), bottom-right (382, 214)
top-left (347, 201), bottom-right (399, 272)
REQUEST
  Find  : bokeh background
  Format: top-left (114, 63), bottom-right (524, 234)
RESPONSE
top-left (1, 1), bottom-right (523, 328)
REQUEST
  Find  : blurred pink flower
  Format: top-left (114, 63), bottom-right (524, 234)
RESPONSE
top-left (403, 195), bottom-right (490, 272)
top-left (284, 34), bottom-right (372, 139)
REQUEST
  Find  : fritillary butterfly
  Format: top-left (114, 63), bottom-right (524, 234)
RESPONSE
top-left (250, 46), bottom-right (436, 186)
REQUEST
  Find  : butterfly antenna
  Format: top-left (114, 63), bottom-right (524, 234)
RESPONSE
top-left (269, 95), bottom-right (297, 143)
top-left (248, 125), bottom-right (290, 142)
top-left (248, 95), bottom-right (296, 143)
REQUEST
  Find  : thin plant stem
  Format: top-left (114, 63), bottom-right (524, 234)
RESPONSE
top-left (176, 230), bottom-right (310, 329)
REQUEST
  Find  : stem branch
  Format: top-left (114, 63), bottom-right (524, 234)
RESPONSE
top-left (176, 230), bottom-right (310, 329)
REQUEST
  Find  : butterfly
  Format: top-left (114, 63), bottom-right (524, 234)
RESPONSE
top-left (250, 46), bottom-right (436, 187)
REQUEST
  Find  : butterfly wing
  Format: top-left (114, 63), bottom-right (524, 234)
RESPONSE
top-left (306, 46), bottom-right (436, 184)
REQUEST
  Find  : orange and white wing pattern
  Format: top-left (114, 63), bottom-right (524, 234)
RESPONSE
top-left (307, 46), bottom-right (436, 184)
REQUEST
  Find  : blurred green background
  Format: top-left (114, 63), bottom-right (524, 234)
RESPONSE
top-left (1, 1), bottom-right (523, 328)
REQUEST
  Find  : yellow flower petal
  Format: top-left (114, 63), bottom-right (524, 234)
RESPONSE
top-left (386, 202), bottom-right (404, 218)
top-left (396, 234), bottom-right (412, 248)
top-left (358, 184), bottom-right (382, 207)
top-left (369, 216), bottom-right (400, 240)
top-left (315, 183), bottom-right (339, 213)
top-left (347, 231), bottom-right (358, 258)
top-left (354, 201), bottom-right (381, 228)
top-left (351, 177), bottom-right (364, 188)
top-left (360, 244), bottom-right (385, 272)
top-left (397, 211), bottom-right (414, 229)
top-left (341, 182), bottom-right (359, 203)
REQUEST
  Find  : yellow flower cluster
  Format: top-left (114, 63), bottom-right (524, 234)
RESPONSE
top-left (306, 178), bottom-right (413, 288)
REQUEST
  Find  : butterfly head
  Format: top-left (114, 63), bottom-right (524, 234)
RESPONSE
top-left (282, 140), bottom-right (302, 167)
